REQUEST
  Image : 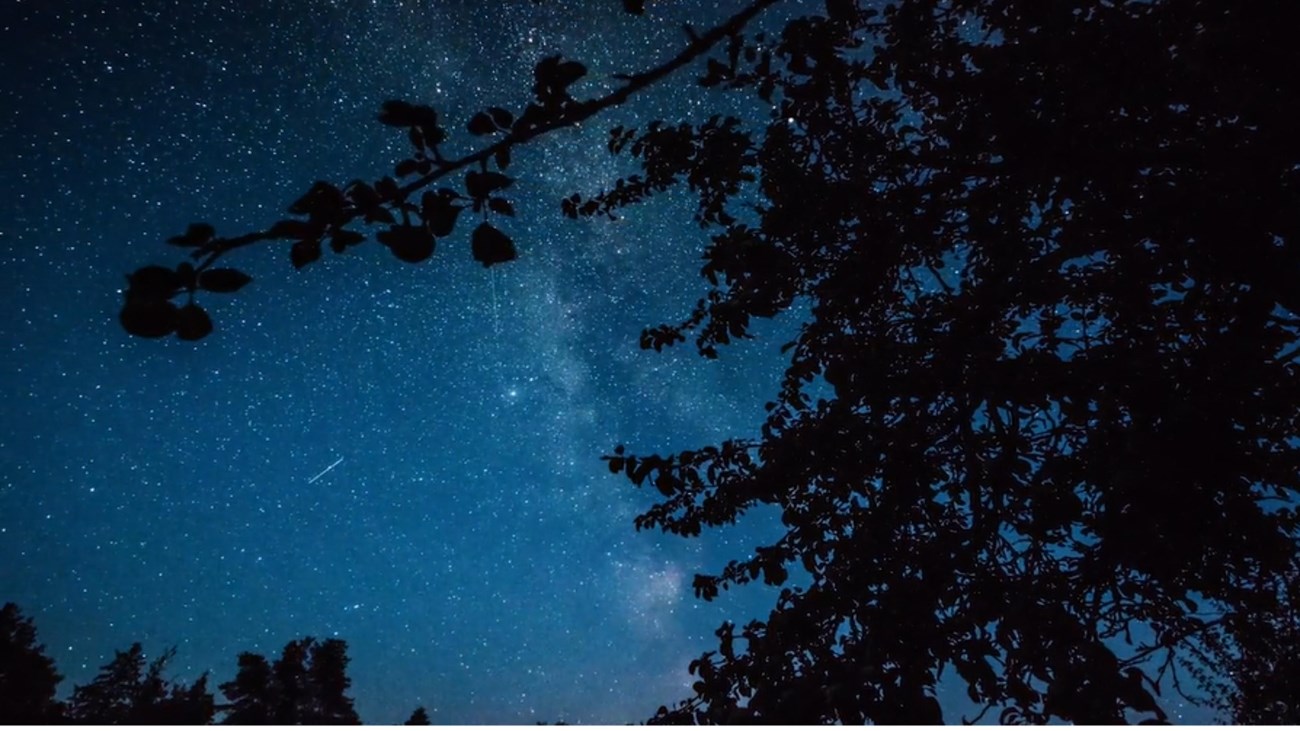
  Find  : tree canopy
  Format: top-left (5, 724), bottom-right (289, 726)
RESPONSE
top-left (0, 608), bottom-right (374, 725)
top-left (115, 0), bottom-right (1299, 724)
top-left (219, 637), bottom-right (361, 725)
top-left (0, 603), bottom-right (64, 723)
top-left (65, 644), bottom-right (215, 724)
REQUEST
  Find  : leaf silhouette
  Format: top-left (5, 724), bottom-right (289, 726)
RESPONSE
top-left (197, 268), bottom-right (252, 293)
top-left (470, 222), bottom-right (516, 268)
top-left (377, 225), bottom-right (435, 264)
top-left (175, 304), bottom-right (213, 341)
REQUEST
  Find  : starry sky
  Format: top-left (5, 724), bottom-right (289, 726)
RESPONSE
top-left (0, 0), bottom-right (812, 723)
top-left (0, 0), bottom-right (1220, 724)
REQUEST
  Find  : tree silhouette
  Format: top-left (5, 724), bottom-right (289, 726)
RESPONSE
top-left (65, 644), bottom-right (214, 724)
top-left (1189, 564), bottom-right (1300, 724)
top-left (0, 603), bottom-right (64, 723)
top-left (116, 0), bottom-right (1299, 724)
top-left (404, 705), bottom-right (431, 725)
top-left (218, 637), bottom-right (360, 724)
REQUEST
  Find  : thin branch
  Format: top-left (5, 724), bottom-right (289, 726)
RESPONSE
top-left (194, 0), bottom-right (783, 267)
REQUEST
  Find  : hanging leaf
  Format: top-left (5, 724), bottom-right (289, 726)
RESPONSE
top-left (471, 222), bottom-right (516, 268)
top-left (488, 198), bottom-right (515, 216)
top-left (377, 100), bottom-right (438, 129)
top-left (119, 298), bottom-right (179, 338)
top-left (377, 225), bottom-right (436, 264)
top-left (127, 266), bottom-right (180, 300)
top-left (487, 107), bottom-right (513, 129)
top-left (167, 222), bottom-right (215, 247)
top-left (198, 268), bottom-right (253, 293)
top-left (375, 177), bottom-right (400, 200)
top-left (330, 230), bottom-right (366, 253)
top-left (467, 112), bottom-right (497, 136)
top-left (290, 238), bottom-right (322, 269)
top-left (465, 170), bottom-right (513, 199)
top-left (395, 158), bottom-right (420, 177)
top-left (175, 303), bottom-right (213, 341)
top-left (421, 190), bottom-right (463, 237)
top-left (288, 181), bottom-right (345, 221)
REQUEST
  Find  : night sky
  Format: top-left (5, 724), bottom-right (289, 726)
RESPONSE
top-left (0, 0), bottom-right (1215, 724)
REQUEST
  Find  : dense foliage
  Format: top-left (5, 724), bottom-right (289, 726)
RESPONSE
top-left (0, 603), bottom-right (63, 723)
top-left (114, 0), bottom-right (1299, 724)
top-left (0, 605), bottom-right (393, 724)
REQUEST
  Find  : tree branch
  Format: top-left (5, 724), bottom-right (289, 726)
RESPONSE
top-left (198, 0), bottom-right (783, 265)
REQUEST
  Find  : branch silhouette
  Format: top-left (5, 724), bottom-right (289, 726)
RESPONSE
top-left (119, 0), bottom-right (781, 341)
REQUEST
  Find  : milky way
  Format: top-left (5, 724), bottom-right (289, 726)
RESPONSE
top-left (0, 0), bottom-right (1215, 723)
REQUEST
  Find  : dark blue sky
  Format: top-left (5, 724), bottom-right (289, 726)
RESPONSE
top-left (0, 0), bottom-right (1217, 724)
top-left (1, 0), bottom-right (806, 723)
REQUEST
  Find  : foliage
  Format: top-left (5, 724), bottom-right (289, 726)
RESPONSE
top-left (113, 0), bottom-right (1299, 724)
top-left (218, 637), bottom-right (361, 724)
top-left (65, 643), bottom-right (214, 724)
top-left (0, 605), bottom-right (372, 725)
top-left (0, 602), bottom-right (64, 723)
top-left (405, 705), bottom-right (432, 724)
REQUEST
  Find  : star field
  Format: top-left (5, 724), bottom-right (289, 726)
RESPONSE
top-left (1, 0), bottom-right (802, 723)
top-left (0, 0), bottom-right (1220, 723)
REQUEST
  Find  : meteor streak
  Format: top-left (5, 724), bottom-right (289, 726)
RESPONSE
top-left (307, 456), bottom-right (344, 484)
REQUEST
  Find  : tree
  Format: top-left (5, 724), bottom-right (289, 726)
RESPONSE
top-left (117, 0), bottom-right (1299, 723)
top-left (1188, 565), bottom-right (1300, 724)
top-left (219, 637), bottom-right (360, 724)
top-left (65, 643), bottom-right (214, 724)
top-left (405, 705), bottom-right (431, 725)
top-left (0, 603), bottom-right (64, 723)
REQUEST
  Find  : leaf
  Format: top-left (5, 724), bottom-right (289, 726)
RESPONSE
top-left (825, 0), bottom-right (855, 23)
top-left (377, 225), bottom-right (435, 264)
top-left (375, 177), bottom-right (400, 200)
top-left (421, 190), bottom-right (463, 237)
top-left (119, 298), bottom-right (179, 338)
top-left (198, 268), bottom-right (252, 293)
top-left (533, 55), bottom-right (587, 102)
top-left (487, 107), bottom-right (513, 129)
top-left (395, 158), bottom-right (420, 177)
top-left (622, 0), bottom-right (645, 13)
top-left (175, 303), bottom-right (213, 341)
top-left (465, 171), bottom-right (513, 199)
top-left (555, 60), bottom-right (587, 88)
top-left (467, 112), bottom-right (497, 136)
top-left (127, 266), bottom-right (180, 300)
top-left (330, 230), bottom-right (366, 253)
top-left (347, 181), bottom-right (381, 207)
top-left (288, 181), bottom-right (345, 221)
top-left (488, 198), bottom-right (515, 216)
top-left (471, 222), bottom-right (516, 268)
top-left (167, 222), bottom-right (215, 247)
top-left (290, 238), bottom-right (322, 269)
top-left (761, 560), bottom-right (787, 586)
top-left (365, 207), bottom-right (396, 225)
top-left (377, 100), bottom-right (438, 129)
top-left (494, 145), bottom-right (512, 171)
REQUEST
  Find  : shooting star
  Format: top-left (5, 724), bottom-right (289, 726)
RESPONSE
top-left (307, 456), bottom-right (344, 484)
